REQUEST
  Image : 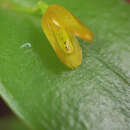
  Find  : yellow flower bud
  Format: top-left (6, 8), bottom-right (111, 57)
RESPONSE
top-left (41, 4), bottom-right (93, 69)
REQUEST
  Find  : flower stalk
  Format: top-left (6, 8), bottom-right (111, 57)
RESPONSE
top-left (1, 1), bottom-right (48, 16)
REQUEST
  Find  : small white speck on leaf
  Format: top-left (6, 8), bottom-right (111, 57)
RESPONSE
top-left (20, 43), bottom-right (32, 48)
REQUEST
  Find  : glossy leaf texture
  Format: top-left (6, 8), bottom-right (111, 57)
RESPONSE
top-left (0, 0), bottom-right (130, 130)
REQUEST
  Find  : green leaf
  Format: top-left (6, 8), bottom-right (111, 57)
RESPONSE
top-left (0, 0), bottom-right (130, 130)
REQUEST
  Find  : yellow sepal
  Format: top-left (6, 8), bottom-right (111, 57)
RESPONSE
top-left (41, 4), bottom-right (93, 69)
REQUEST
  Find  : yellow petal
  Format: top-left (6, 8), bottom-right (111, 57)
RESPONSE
top-left (41, 6), bottom-right (82, 69)
top-left (46, 4), bottom-right (93, 42)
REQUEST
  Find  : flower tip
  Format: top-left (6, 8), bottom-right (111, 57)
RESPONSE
top-left (81, 28), bottom-right (94, 42)
top-left (85, 31), bottom-right (94, 42)
top-left (67, 56), bottom-right (82, 69)
top-left (75, 26), bottom-right (94, 42)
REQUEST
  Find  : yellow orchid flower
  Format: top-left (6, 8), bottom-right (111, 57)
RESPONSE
top-left (2, 1), bottom-right (93, 69)
top-left (41, 4), bottom-right (93, 69)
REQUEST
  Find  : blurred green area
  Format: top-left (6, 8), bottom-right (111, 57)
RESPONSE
top-left (0, 0), bottom-right (130, 130)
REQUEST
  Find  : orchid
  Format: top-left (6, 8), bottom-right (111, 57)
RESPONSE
top-left (42, 4), bottom-right (93, 68)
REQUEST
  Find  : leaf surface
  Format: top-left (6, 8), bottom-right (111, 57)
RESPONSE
top-left (0, 0), bottom-right (130, 129)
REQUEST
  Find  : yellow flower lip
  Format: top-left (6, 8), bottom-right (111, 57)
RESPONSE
top-left (41, 4), bottom-right (93, 69)
top-left (51, 20), bottom-right (74, 54)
